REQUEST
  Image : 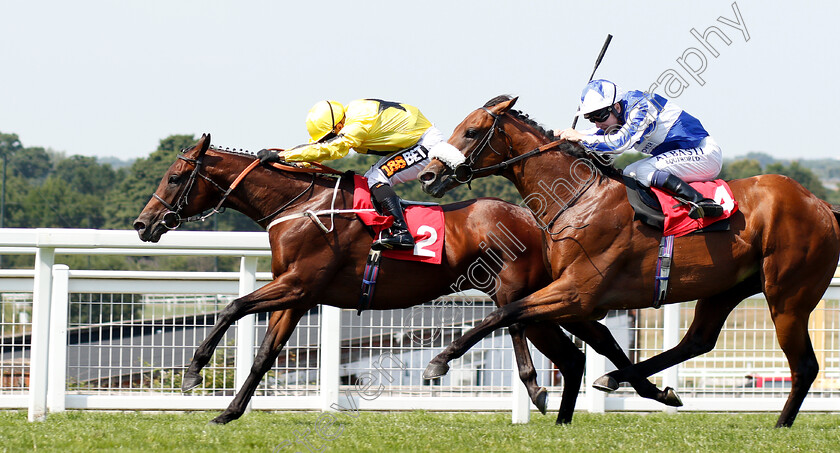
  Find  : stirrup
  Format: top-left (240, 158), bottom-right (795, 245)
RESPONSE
top-left (687, 200), bottom-right (723, 219)
top-left (372, 229), bottom-right (415, 251)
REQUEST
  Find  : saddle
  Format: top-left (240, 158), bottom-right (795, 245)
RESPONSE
top-left (623, 175), bottom-right (732, 236)
top-left (623, 175), bottom-right (738, 307)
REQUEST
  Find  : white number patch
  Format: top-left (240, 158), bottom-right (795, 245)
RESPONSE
top-left (413, 225), bottom-right (438, 258)
top-left (713, 186), bottom-right (736, 213)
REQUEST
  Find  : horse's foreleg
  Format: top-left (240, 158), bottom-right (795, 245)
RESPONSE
top-left (563, 321), bottom-right (681, 407)
top-left (210, 308), bottom-right (305, 424)
top-left (424, 285), bottom-right (574, 379)
top-left (182, 276), bottom-right (306, 392)
top-left (596, 278), bottom-right (758, 394)
top-left (522, 322), bottom-right (586, 424)
top-left (507, 323), bottom-right (548, 415)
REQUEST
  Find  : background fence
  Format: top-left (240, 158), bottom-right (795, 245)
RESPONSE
top-left (1, 229), bottom-right (838, 423)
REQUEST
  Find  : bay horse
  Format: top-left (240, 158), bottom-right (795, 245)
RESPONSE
top-left (418, 95), bottom-right (840, 427)
top-left (132, 134), bottom-right (677, 425)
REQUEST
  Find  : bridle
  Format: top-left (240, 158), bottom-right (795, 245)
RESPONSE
top-left (449, 107), bottom-right (598, 234)
top-left (153, 149), bottom-right (342, 230)
top-left (452, 108), bottom-right (564, 184)
top-left (153, 152), bottom-right (236, 230)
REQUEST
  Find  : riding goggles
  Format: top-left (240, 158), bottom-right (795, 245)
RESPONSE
top-left (584, 106), bottom-right (612, 123)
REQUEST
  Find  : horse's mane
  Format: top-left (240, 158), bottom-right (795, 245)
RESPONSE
top-left (483, 95), bottom-right (622, 180)
top-left (208, 145), bottom-right (256, 158)
top-left (200, 144), bottom-right (343, 183)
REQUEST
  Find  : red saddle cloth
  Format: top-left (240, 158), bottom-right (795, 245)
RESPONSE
top-left (651, 179), bottom-right (738, 238)
top-left (352, 175), bottom-right (444, 264)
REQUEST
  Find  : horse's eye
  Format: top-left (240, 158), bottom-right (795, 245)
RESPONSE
top-left (168, 174), bottom-right (180, 185)
top-left (465, 128), bottom-right (479, 139)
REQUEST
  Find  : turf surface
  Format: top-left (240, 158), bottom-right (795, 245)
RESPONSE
top-left (1, 410), bottom-right (838, 452)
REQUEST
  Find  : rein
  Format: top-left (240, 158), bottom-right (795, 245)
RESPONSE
top-left (452, 108), bottom-right (597, 234)
top-left (154, 149), bottom-right (344, 230)
top-left (453, 108), bottom-right (564, 184)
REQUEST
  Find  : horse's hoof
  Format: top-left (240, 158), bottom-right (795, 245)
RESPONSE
top-left (181, 371), bottom-right (203, 392)
top-left (663, 387), bottom-right (683, 407)
top-left (422, 362), bottom-right (450, 379)
top-left (592, 375), bottom-right (619, 393)
top-left (534, 387), bottom-right (548, 415)
top-left (209, 415), bottom-right (231, 425)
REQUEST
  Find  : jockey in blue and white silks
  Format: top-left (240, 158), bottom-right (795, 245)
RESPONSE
top-left (557, 79), bottom-right (724, 219)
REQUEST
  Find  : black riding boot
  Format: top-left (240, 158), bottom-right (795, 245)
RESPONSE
top-left (653, 172), bottom-right (723, 219)
top-left (370, 184), bottom-right (415, 250)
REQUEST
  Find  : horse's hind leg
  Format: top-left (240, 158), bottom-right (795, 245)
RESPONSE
top-left (768, 309), bottom-right (818, 427)
top-left (508, 323), bottom-right (549, 415)
top-left (763, 265), bottom-right (826, 427)
top-left (596, 277), bottom-right (760, 394)
top-left (520, 322), bottom-right (585, 424)
top-left (210, 308), bottom-right (305, 424)
top-left (563, 321), bottom-right (681, 407)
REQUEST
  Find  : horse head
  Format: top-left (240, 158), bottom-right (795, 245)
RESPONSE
top-left (420, 95), bottom-right (524, 198)
top-left (134, 133), bottom-right (216, 242)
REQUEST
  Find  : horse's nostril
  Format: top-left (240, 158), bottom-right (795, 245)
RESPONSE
top-left (419, 171), bottom-right (435, 183)
top-left (133, 221), bottom-right (145, 232)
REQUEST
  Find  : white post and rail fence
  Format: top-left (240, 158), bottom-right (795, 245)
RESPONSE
top-left (0, 229), bottom-right (838, 423)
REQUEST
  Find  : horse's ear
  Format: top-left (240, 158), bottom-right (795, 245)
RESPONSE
top-left (492, 96), bottom-right (519, 114)
top-left (197, 133), bottom-right (211, 157)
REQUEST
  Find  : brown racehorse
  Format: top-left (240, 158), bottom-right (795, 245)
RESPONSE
top-left (133, 134), bottom-right (677, 425)
top-left (419, 95), bottom-right (840, 427)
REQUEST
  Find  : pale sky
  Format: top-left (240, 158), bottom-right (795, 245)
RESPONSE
top-left (1, 0), bottom-right (838, 161)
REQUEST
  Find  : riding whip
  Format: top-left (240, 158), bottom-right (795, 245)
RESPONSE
top-left (571, 34), bottom-right (613, 129)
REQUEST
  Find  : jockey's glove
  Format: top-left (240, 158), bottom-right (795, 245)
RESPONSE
top-left (257, 149), bottom-right (282, 165)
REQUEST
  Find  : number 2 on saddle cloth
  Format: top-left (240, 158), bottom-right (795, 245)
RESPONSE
top-left (352, 175), bottom-right (444, 263)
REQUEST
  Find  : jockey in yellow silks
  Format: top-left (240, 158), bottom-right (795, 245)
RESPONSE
top-left (258, 98), bottom-right (465, 250)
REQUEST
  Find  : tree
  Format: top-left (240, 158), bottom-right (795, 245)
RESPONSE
top-left (20, 177), bottom-right (104, 228)
top-left (54, 155), bottom-right (116, 195)
top-left (0, 132), bottom-right (22, 157)
top-left (720, 159), bottom-right (762, 180)
top-left (103, 134), bottom-right (196, 230)
top-left (612, 152), bottom-right (646, 170)
top-left (9, 146), bottom-right (53, 181)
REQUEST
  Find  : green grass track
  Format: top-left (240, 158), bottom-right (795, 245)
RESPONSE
top-left (1, 410), bottom-right (838, 452)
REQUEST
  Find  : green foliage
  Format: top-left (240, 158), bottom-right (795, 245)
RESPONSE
top-left (20, 176), bottom-right (105, 228)
top-left (612, 151), bottom-right (646, 170)
top-left (765, 161), bottom-right (828, 199)
top-left (720, 157), bottom-right (838, 201)
top-left (103, 134), bottom-right (195, 230)
top-left (9, 146), bottom-right (52, 180)
top-left (0, 131), bottom-right (23, 157)
top-left (720, 159), bottom-right (762, 180)
top-left (55, 155), bottom-right (116, 195)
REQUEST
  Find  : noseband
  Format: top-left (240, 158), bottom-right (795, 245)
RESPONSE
top-left (153, 153), bottom-right (258, 230)
top-left (448, 108), bottom-right (597, 234)
top-left (452, 108), bottom-right (513, 184)
top-left (452, 108), bottom-right (564, 184)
